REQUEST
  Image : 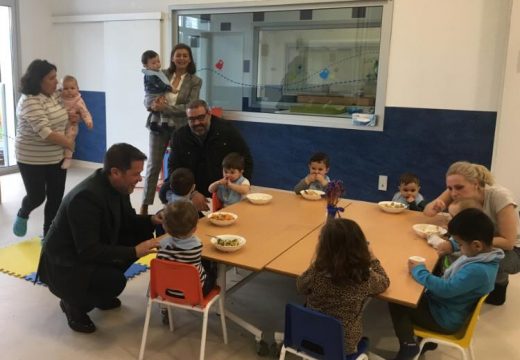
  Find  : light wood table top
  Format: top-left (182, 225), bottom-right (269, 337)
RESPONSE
top-left (266, 199), bottom-right (445, 307)
top-left (197, 188), bottom-right (327, 271)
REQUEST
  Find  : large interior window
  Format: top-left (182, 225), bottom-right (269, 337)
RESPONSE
top-left (172, 1), bottom-right (392, 130)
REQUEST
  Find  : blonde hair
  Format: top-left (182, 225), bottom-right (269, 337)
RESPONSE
top-left (446, 161), bottom-right (494, 188)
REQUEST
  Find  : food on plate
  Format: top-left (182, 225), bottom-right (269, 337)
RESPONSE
top-left (209, 213), bottom-right (235, 221)
top-left (216, 237), bottom-right (240, 247)
top-left (381, 201), bottom-right (406, 209)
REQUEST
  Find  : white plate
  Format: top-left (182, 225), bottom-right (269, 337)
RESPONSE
top-left (412, 224), bottom-right (447, 239)
top-left (246, 193), bottom-right (273, 205)
top-left (207, 212), bottom-right (238, 226)
top-left (378, 201), bottom-right (407, 214)
top-left (300, 189), bottom-right (325, 200)
top-left (210, 234), bottom-right (246, 252)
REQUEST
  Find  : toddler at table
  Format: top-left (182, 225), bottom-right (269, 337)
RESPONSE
top-left (388, 208), bottom-right (504, 360)
top-left (60, 75), bottom-right (94, 169)
top-left (296, 218), bottom-right (390, 358)
top-left (157, 201), bottom-right (216, 323)
top-left (392, 173), bottom-right (426, 211)
top-left (208, 152), bottom-right (250, 207)
top-left (294, 152), bottom-right (330, 194)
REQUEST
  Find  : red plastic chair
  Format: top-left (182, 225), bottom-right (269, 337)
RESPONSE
top-left (212, 192), bottom-right (223, 212)
top-left (138, 259), bottom-right (228, 360)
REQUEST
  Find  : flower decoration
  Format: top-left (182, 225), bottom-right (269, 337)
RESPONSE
top-left (325, 180), bottom-right (345, 219)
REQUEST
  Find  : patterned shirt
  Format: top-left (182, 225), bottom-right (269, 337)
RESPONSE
top-left (15, 93), bottom-right (68, 164)
top-left (157, 235), bottom-right (206, 286)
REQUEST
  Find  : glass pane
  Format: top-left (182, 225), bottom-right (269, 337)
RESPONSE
top-left (177, 6), bottom-right (383, 121)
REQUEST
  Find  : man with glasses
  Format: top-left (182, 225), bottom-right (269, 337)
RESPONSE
top-left (160, 99), bottom-right (253, 211)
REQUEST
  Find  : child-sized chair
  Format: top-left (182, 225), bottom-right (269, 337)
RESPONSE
top-left (413, 295), bottom-right (488, 360)
top-left (279, 303), bottom-right (369, 360)
top-left (138, 259), bottom-right (228, 360)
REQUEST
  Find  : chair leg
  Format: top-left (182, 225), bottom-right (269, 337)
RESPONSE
top-left (200, 310), bottom-right (209, 360)
top-left (468, 344), bottom-right (475, 360)
top-left (218, 296), bottom-right (228, 344)
top-left (138, 300), bottom-right (153, 360)
top-left (168, 306), bottom-right (174, 332)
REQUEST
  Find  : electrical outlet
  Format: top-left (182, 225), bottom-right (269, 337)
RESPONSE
top-left (378, 175), bottom-right (388, 191)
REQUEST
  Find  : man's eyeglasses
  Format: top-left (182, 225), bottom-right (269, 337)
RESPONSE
top-left (187, 113), bottom-right (208, 122)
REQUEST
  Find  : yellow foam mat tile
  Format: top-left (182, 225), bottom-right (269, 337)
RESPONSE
top-left (0, 238), bottom-right (41, 278)
top-left (136, 253), bottom-right (156, 267)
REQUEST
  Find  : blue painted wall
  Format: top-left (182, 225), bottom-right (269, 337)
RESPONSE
top-left (75, 92), bottom-right (496, 203)
top-left (233, 107), bottom-right (496, 203)
top-left (74, 91), bottom-right (106, 163)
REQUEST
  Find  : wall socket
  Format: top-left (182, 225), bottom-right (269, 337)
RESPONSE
top-left (378, 175), bottom-right (388, 191)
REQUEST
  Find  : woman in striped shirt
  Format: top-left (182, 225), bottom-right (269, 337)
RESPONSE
top-left (13, 59), bottom-right (75, 237)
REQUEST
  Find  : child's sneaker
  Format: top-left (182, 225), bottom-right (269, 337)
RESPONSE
top-left (161, 308), bottom-right (169, 325)
top-left (13, 216), bottom-right (28, 237)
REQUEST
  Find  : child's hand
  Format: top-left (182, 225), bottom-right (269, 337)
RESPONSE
top-left (315, 173), bottom-right (327, 185)
top-left (218, 177), bottom-right (229, 186)
top-left (436, 240), bottom-right (454, 256)
top-left (305, 174), bottom-right (317, 184)
top-left (408, 259), bottom-right (423, 273)
top-left (406, 194), bottom-right (416, 203)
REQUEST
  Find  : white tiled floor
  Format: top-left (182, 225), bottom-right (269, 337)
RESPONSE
top-left (0, 167), bottom-right (518, 359)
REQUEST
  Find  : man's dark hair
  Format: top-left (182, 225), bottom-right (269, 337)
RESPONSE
top-left (309, 152), bottom-right (330, 168)
top-left (187, 99), bottom-right (210, 112)
top-left (222, 152), bottom-right (245, 171)
top-left (169, 168), bottom-right (195, 196)
top-left (141, 50), bottom-right (159, 66)
top-left (103, 143), bottom-right (147, 173)
top-left (20, 59), bottom-right (57, 95)
top-left (399, 172), bottom-right (420, 186)
top-left (448, 208), bottom-right (494, 246)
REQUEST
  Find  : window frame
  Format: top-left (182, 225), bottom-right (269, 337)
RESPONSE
top-left (170, 0), bottom-right (393, 131)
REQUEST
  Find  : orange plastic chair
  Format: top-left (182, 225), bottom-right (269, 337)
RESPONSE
top-left (413, 295), bottom-right (488, 360)
top-left (210, 106), bottom-right (223, 118)
top-left (211, 192), bottom-right (223, 212)
top-left (138, 259), bottom-right (228, 360)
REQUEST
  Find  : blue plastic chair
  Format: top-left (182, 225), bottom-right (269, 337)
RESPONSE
top-left (279, 303), bottom-right (369, 360)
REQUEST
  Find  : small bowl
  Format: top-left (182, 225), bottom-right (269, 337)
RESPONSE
top-left (378, 201), bottom-right (407, 214)
top-left (412, 224), bottom-right (447, 239)
top-left (208, 212), bottom-right (238, 226)
top-left (246, 193), bottom-right (273, 205)
top-left (300, 189), bottom-right (325, 200)
top-left (210, 234), bottom-right (246, 252)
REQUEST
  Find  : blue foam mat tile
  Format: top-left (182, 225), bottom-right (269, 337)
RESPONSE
top-left (124, 263), bottom-right (149, 279)
top-left (24, 272), bottom-right (47, 286)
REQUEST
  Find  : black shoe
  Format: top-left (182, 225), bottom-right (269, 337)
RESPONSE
top-left (393, 341), bottom-right (420, 360)
top-left (485, 282), bottom-right (508, 306)
top-left (420, 342), bottom-right (438, 355)
top-left (59, 300), bottom-right (96, 333)
top-left (96, 298), bottom-right (121, 310)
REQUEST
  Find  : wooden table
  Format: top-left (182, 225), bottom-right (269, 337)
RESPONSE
top-left (266, 199), bottom-right (444, 307)
top-left (197, 188), bottom-right (327, 270)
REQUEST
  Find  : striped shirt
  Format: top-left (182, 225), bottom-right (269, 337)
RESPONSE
top-left (157, 235), bottom-right (207, 286)
top-left (15, 93), bottom-right (68, 164)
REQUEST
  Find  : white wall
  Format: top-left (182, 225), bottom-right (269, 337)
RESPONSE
top-left (493, 0), bottom-right (520, 202)
top-left (386, 0), bottom-right (510, 111)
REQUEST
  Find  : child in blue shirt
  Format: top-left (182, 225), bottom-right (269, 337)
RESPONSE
top-left (208, 152), bottom-right (250, 207)
top-left (294, 152), bottom-right (331, 194)
top-left (388, 208), bottom-right (504, 360)
top-left (392, 172), bottom-right (426, 211)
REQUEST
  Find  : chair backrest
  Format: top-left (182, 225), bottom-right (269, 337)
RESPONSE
top-left (150, 258), bottom-right (204, 306)
top-left (284, 303), bottom-right (345, 359)
top-left (212, 192), bottom-right (223, 212)
top-left (457, 294), bottom-right (488, 347)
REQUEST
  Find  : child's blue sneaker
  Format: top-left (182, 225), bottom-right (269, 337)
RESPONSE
top-left (13, 216), bottom-right (28, 237)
